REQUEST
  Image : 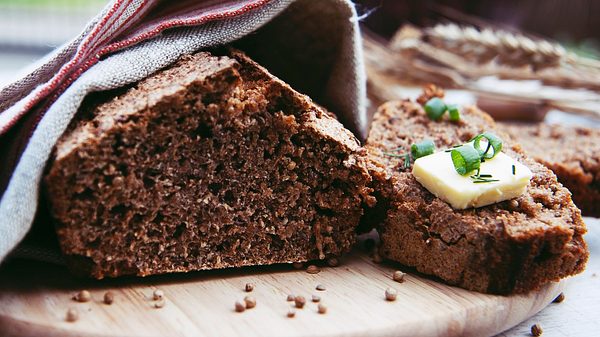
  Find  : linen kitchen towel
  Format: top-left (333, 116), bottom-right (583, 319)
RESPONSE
top-left (0, 0), bottom-right (367, 262)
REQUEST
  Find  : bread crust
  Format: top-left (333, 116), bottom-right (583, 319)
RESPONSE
top-left (499, 122), bottom-right (600, 217)
top-left (365, 100), bottom-right (588, 294)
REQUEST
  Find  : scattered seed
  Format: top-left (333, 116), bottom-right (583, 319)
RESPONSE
top-left (372, 253), bottom-right (382, 264)
top-left (235, 300), bottom-right (246, 312)
top-left (244, 296), bottom-right (256, 309)
top-left (287, 308), bottom-right (296, 318)
top-left (326, 257), bottom-right (339, 267)
top-left (312, 295), bottom-right (321, 303)
top-left (316, 284), bottom-right (326, 291)
top-left (103, 291), bottom-right (114, 305)
top-left (294, 295), bottom-right (306, 309)
top-left (306, 265), bottom-right (320, 274)
top-left (287, 294), bottom-right (295, 302)
top-left (531, 323), bottom-right (543, 336)
top-left (73, 290), bottom-right (91, 303)
top-left (292, 262), bottom-right (304, 269)
top-left (245, 283), bottom-right (254, 292)
top-left (553, 292), bottom-right (565, 303)
top-left (153, 289), bottom-right (164, 301)
top-left (385, 287), bottom-right (397, 301)
top-left (154, 299), bottom-right (166, 308)
top-left (393, 271), bottom-right (405, 283)
top-left (65, 308), bottom-right (78, 322)
top-left (317, 303), bottom-right (327, 314)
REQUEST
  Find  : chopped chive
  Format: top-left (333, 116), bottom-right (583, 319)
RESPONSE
top-left (411, 139), bottom-right (435, 159)
top-left (470, 176), bottom-right (498, 182)
top-left (448, 104), bottom-right (461, 122)
top-left (469, 168), bottom-right (481, 179)
top-left (424, 97), bottom-right (447, 121)
top-left (512, 165), bottom-right (516, 175)
top-left (469, 170), bottom-right (497, 183)
top-left (471, 132), bottom-right (503, 159)
top-left (382, 148), bottom-right (412, 170)
top-left (482, 142), bottom-right (492, 158)
top-left (445, 145), bottom-right (462, 152)
top-left (473, 179), bottom-right (500, 183)
top-left (451, 145), bottom-right (481, 175)
top-left (383, 152), bottom-right (406, 158)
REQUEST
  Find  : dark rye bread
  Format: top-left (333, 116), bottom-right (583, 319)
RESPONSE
top-left (364, 100), bottom-right (588, 294)
top-left (499, 122), bottom-right (600, 217)
top-left (44, 49), bottom-right (373, 279)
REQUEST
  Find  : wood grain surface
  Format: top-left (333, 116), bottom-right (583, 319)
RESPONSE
top-left (0, 248), bottom-right (564, 337)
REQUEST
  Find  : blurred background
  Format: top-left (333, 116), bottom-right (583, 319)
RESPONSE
top-left (1, 0), bottom-right (599, 125)
top-left (0, 0), bottom-right (105, 85)
top-left (354, 0), bottom-right (600, 127)
top-left (357, 0), bottom-right (600, 58)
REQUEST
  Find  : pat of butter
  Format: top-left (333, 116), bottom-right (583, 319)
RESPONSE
top-left (412, 151), bottom-right (532, 209)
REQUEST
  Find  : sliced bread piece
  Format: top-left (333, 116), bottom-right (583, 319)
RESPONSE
top-left (44, 49), bottom-right (373, 279)
top-left (499, 122), bottom-right (600, 217)
top-left (365, 99), bottom-right (588, 294)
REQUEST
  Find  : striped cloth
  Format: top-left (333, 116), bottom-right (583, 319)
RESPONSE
top-left (0, 0), bottom-right (367, 262)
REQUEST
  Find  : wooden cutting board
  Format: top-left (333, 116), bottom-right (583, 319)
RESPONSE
top-left (0, 249), bottom-right (562, 337)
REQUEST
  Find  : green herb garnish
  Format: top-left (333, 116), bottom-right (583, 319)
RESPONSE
top-left (383, 150), bottom-right (412, 170)
top-left (512, 164), bottom-right (516, 175)
top-left (470, 172), bottom-right (498, 183)
top-left (403, 153), bottom-right (411, 169)
top-left (411, 139), bottom-right (435, 159)
top-left (421, 98), bottom-right (462, 122)
top-left (424, 98), bottom-right (447, 121)
top-left (478, 174), bottom-right (493, 178)
top-left (444, 144), bottom-right (461, 152)
top-left (472, 179), bottom-right (500, 183)
top-left (447, 104), bottom-right (461, 122)
top-left (382, 152), bottom-right (406, 158)
top-left (450, 145), bottom-right (481, 175)
top-left (448, 132), bottom-right (504, 182)
top-left (384, 139), bottom-right (435, 170)
top-left (471, 132), bottom-right (503, 159)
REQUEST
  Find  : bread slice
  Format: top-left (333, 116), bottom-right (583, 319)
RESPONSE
top-left (499, 122), bottom-right (600, 217)
top-left (365, 99), bottom-right (588, 294)
top-left (44, 49), bottom-right (373, 279)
